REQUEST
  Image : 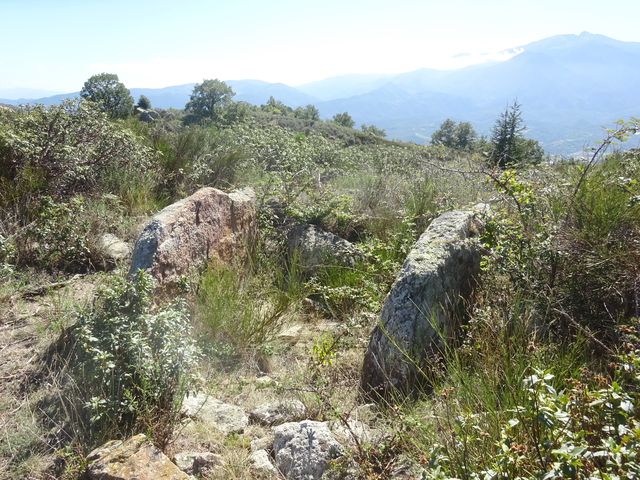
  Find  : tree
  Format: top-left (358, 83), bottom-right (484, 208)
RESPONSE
top-left (431, 118), bottom-right (457, 147)
top-left (136, 95), bottom-right (151, 110)
top-left (454, 122), bottom-right (477, 150)
top-left (80, 73), bottom-right (134, 119)
top-left (294, 104), bottom-right (320, 122)
top-left (361, 124), bottom-right (386, 138)
top-left (262, 96), bottom-right (293, 116)
top-left (185, 79), bottom-right (235, 123)
top-left (431, 119), bottom-right (477, 150)
top-left (332, 112), bottom-right (355, 128)
top-left (489, 101), bottom-right (544, 167)
top-left (490, 101), bottom-right (525, 168)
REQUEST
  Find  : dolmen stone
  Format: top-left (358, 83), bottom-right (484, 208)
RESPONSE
top-left (361, 209), bottom-right (484, 399)
top-left (129, 187), bottom-right (256, 287)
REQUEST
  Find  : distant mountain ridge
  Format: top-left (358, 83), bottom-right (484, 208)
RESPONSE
top-left (2, 32), bottom-right (639, 154)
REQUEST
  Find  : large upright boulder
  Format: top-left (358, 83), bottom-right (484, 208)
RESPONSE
top-left (361, 210), bottom-right (484, 398)
top-left (129, 187), bottom-right (256, 286)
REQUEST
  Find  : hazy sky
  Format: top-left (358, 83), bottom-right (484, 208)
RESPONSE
top-left (2, 0), bottom-right (640, 93)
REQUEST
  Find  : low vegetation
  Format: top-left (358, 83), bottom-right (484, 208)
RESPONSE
top-left (0, 76), bottom-right (638, 479)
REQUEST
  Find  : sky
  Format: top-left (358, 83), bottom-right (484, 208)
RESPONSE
top-left (2, 0), bottom-right (640, 96)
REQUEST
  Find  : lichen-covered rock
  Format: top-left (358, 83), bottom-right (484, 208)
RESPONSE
top-left (361, 210), bottom-right (484, 398)
top-left (272, 420), bottom-right (342, 480)
top-left (85, 434), bottom-right (189, 480)
top-left (287, 224), bottom-right (361, 274)
top-left (250, 399), bottom-right (306, 426)
top-left (129, 187), bottom-right (256, 287)
top-left (182, 393), bottom-right (249, 435)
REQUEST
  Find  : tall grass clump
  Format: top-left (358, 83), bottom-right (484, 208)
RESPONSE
top-left (194, 261), bottom-right (299, 354)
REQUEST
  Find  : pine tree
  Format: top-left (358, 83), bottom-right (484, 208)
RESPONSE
top-left (490, 101), bottom-right (525, 168)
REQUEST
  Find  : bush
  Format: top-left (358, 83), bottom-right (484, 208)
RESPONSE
top-left (22, 196), bottom-right (92, 272)
top-left (65, 271), bottom-right (199, 449)
top-left (0, 100), bottom-right (152, 201)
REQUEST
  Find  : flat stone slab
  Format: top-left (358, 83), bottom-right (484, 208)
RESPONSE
top-left (86, 434), bottom-right (189, 480)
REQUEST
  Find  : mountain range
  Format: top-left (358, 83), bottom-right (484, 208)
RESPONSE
top-left (2, 32), bottom-right (639, 155)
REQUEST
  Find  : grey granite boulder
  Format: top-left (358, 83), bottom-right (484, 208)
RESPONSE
top-left (129, 187), bottom-right (256, 287)
top-left (361, 210), bottom-right (484, 398)
top-left (272, 420), bottom-right (342, 480)
top-left (287, 224), bottom-right (361, 275)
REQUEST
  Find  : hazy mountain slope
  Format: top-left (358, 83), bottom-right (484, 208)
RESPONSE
top-left (316, 32), bottom-right (640, 153)
top-left (226, 80), bottom-right (317, 107)
top-left (297, 73), bottom-right (394, 101)
top-left (2, 32), bottom-right (639, 154)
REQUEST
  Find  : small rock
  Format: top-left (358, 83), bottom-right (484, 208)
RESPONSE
top-left (174, 451), bottom-right (222, 476)
top-left (277, 324), bottom-right (304, 344)
top-left (183, 393), bottom-right (249, 435)
top-left (86, 434), bottom-right (188, 480)
top-left (249, 449), bottom-right (277, 474)
top-left (272, 420), bottom-right (343, 480)
top-left (250, 399), bottom-right (306, 426)
top-left (96, 233), bottom-right (130, 264)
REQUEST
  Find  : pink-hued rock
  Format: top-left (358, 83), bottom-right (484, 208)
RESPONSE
top-left (129, 187), bottom-right (256, 286)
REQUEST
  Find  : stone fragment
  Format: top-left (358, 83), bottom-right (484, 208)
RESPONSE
top-left (249, 449), bottom-right (278, 475)
top-left (85, 434), bottom-right (189, 480)
top-left (173, 451), bottom-right (222, 476)
top-left (96, 233), bottom-right (130, 265)
top-left (250, 399), bottom-right (306, 426)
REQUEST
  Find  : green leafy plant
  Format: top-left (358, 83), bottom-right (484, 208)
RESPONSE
top-left (67, 271), bottom-right (200, 449)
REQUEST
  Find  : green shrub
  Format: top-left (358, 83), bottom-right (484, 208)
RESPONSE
top-left (0, 100), bottom-right (152, 200)
top-left (22, 196), bottom-right (92, 272)
top-left (67, 271), bottom-right (199, 449)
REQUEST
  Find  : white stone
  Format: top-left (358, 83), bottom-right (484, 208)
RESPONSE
top-left (249, 449), bottom-right (277, 474)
